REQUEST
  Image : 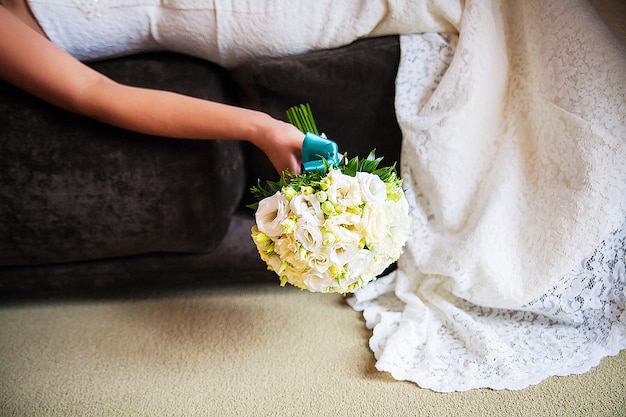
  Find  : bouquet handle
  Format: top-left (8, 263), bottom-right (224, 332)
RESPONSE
top-left (302, 132), bottom-right (339, 173)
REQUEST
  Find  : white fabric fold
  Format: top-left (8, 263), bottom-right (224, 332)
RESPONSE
top-left (27, 0), bottom-right (462, 67)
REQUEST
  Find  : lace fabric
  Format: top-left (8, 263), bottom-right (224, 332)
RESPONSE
top-left (350, 0), bottom-right (626, 392)
top-left (350, 221), bottom-right (625, 391)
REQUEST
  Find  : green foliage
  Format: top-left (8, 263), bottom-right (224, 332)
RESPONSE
top-left (247, 151), bottom-right (402, 208)
top-left (340, 149), bottom-right (400, 184)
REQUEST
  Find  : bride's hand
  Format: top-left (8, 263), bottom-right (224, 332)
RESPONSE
top-left (254, 118), bottom-right (304, 175)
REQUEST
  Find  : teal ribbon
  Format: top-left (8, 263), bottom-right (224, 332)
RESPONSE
top-left (301, 132), bottom-right (339, 173)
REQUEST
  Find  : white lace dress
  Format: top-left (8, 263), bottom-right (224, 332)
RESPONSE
top-left (27, 0), bottom-right (625, 392)
top-left (349, 0), bottom-right (626, 392)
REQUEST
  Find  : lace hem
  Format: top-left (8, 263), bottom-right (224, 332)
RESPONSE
top-left (349, 220), bottom-right (626, 392)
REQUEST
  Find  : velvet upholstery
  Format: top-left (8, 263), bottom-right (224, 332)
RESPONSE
top-left (0, 37), bottom-right (402, 297)
top-left (0, 54), bottom-right (244, 267)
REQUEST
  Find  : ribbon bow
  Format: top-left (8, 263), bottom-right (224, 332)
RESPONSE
top-left (301, 132), bottom-right (339, 173)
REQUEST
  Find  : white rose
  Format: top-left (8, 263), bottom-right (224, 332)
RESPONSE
top-left (357, 172), bottom-right (387, 205)
top-left (347, 249), bottom-right (376, 278)
top-left (326, 170), bottom-right (362, 208)
top-left (302, 269), bottom-right (334, 292)
top-left (324, 212), bottom-right (362, 245)
top-left (255, 192), bottom-right (290, 238)
top-left (360, 203), bottom-right (389, 246)
top-left (293, 216), bottom-right (324, 253)
top-left (273, 233), bottom-right (299, 258)
top-left (306, 246), bottom-right (332, 274)
top-left (369, 257), bottom-right (393, 277)
top-left (328, 242), bottom-right (357, 267)
top-left (384, 198), bottom-right (411, 246)
top-left (289, 194), bottom-right (324, 225)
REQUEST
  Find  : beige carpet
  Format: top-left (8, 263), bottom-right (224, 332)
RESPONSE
top-left (0, 282), bottom-right (624, 417)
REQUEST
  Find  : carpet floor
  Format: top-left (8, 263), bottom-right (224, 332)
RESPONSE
top-left (1, 282), bottom-right (624, 417)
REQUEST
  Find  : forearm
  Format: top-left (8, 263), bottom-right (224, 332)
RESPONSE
top-left (79, 78), bottom-right (303, 174)
top-left (82, 79), bottom-right (275, 145)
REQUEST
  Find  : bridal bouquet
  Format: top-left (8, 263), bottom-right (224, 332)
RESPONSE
top-left (249, 105), bottom-right (410, 294)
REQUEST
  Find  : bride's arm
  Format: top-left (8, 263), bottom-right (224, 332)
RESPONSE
top-left (0, 6), bottom-right (303, 174)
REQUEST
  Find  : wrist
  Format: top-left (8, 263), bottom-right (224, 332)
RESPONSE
top-left (247, 111), bottom-right (283, 150)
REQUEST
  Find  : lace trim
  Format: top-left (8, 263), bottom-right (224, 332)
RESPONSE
top-left (350, 220), bottom-right (625, 392)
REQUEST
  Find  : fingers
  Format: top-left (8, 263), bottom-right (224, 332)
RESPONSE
top-left (254, 116), bottom-right (304, 175)
top-left (273, 151), bottom-right (301, 176)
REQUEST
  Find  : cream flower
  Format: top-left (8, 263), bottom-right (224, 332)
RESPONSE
top-left (294, 216), bottom-right (324, 253)
top-left (360, 203), bottom-right (389, 246)
top-left (357, 172), bottom-right (387, 205)
top-left (384, 198), bottom-right (411, 246)
top-left (289, 193), bottom-right (324, 225)
top-left (306, 248), bottom-right (332, 274)
top-left (266, 253), bottom-right (282, 273)
top-left (324, 212), bottom-right (362, 245)
top-left (326, 169), bottom-right (362, 208)
top-left (273, 233), bottom-right (299, 257)
top-left (255, 192), bottom-right (290, 238)
top-left (328, 242), bottom-right (357, 267)
top-left (302, 269), bottom-right (333, 292)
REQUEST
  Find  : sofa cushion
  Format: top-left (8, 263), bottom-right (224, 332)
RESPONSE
top-left (0, 53), bottom-right (244, 266)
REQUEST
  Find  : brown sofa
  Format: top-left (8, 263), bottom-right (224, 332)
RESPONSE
top-left (0, 36), bottom-right (402, 299)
